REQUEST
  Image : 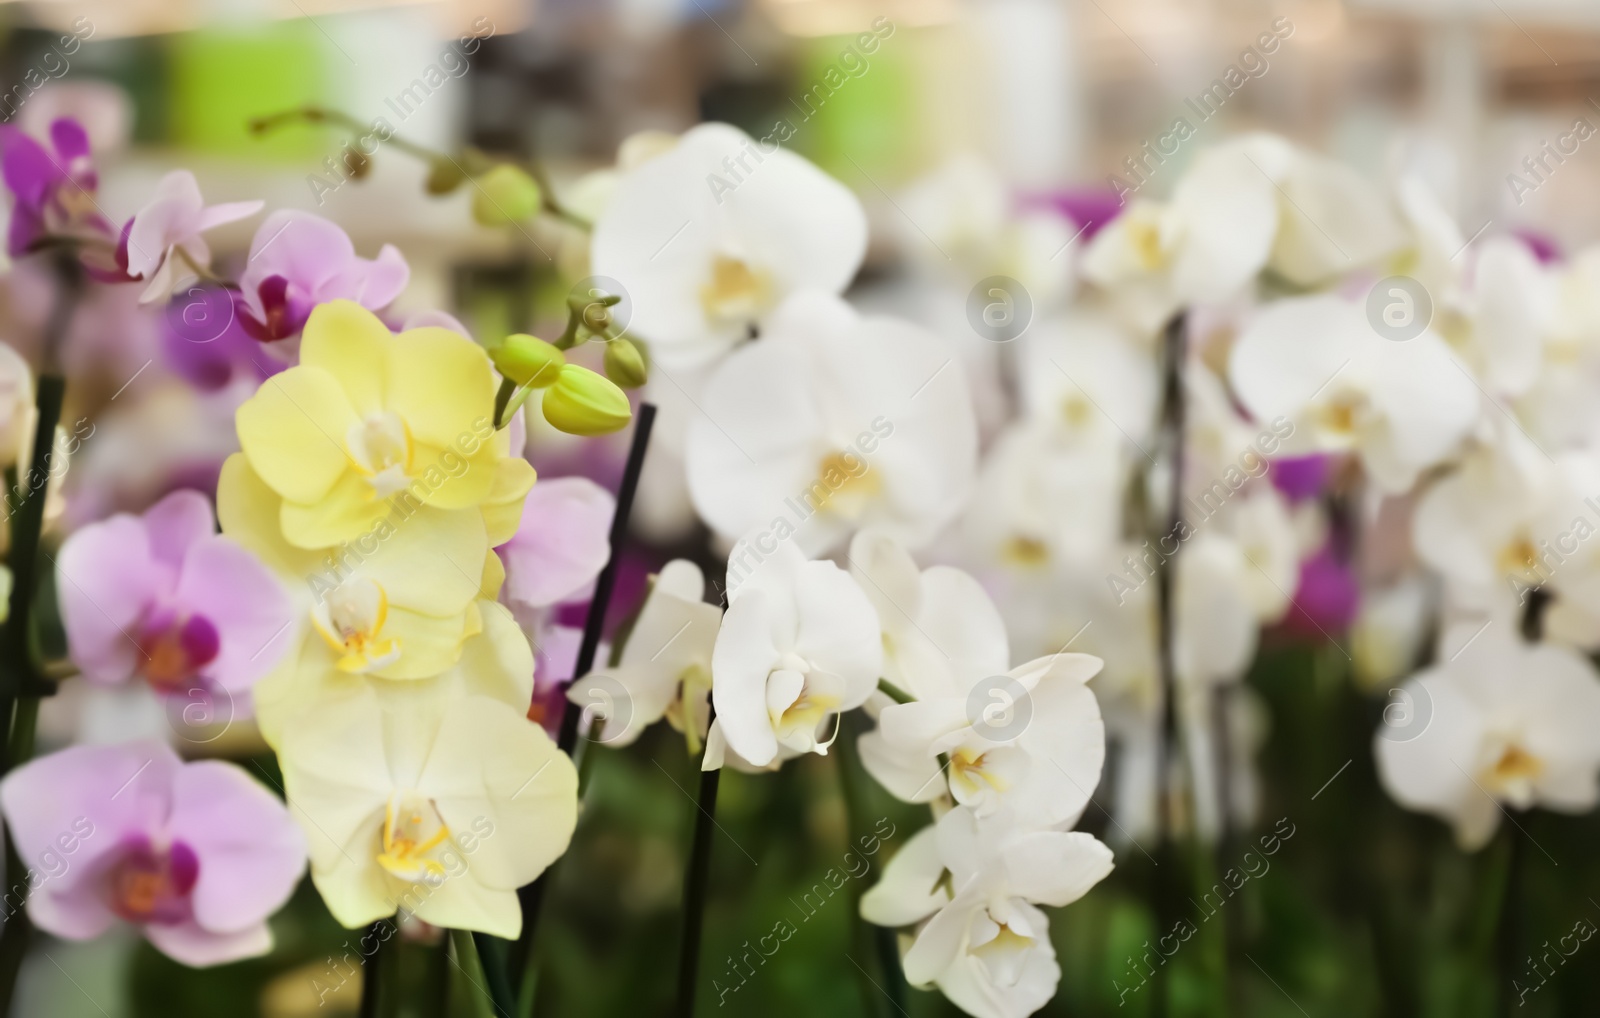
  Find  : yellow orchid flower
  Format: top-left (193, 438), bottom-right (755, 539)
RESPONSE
top-left (235, 300), bottom-right (533, 550)
top-left (279, 691), bottom-right (576, 939)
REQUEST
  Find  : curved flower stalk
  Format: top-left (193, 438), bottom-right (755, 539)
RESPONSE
top-left (591, 123), bottom-right (869, 369)
top-left (686, 290), bottom-right (978, 555)
top-left (1375, 624), bottom-right (1600, 849)
top-left (0, 740), bottom-right (305, 966)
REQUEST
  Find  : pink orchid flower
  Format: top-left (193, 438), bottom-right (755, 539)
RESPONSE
top-left (496, 476), bottom-right (616, 613)
top-left (57, 490), bottom-right (294, 709)
top-left (124, 170), bottom-right (263, 303)
top-left (0, 740), bottom-right (305, 966)
top-left (237, 210), bottom-right (408, 343)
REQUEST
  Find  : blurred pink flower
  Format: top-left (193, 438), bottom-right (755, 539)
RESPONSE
top-left (1284, 543), bottom-right (1360, 639)
top-left (0, 117), bottom-right (122, 278)
top-left (57, 490), bottom-right (294, 706)
top-left (0, 740), bottom-right (304, 967)
top-left (237, 210), bottom-right (408, 343)
top-left (123, 170), bottom-right (262, 302)
top-left (496, 476), bottom-right (616, 613)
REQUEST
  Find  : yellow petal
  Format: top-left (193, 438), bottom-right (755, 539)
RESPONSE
top-left (407, 441), bottom-right (497, 511)
top-left (280, 471), bottom-right (392, 549)
top-left (480, 458), bottom-right (537, 546)
top-left (480, 548), bottom-right (506, 601)
top-left (215, 454), bottom-right (322, 579)
top-left (368, 606), bottom-right (474, 680)
top-left (385, 326), bottom-right (496, 450)
top-left (237, 366), bottom-right (358, 506)
top-left (299, 300), bottom-right (391, 419)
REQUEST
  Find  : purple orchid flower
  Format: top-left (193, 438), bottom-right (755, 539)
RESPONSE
top-left (161, 285), bottom-right (282, 392)
top-left (1284, 543), bottom-right (1360, 639)
top-left (57, 490), bottom-right (295, 708)
top-left (0, 118), bottom-right (122, 277)
top-left (0, 740), bottom-right (305, 966)
top-left (236, 210), bottom-right (408, 343)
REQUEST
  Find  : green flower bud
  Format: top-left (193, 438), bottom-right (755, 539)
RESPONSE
top-left (491, 334), bottom-right (565, 388)
top-left (542, 364), bottom-right (633, 436)
top-left (471, 164), bottom-right (541, 225)
top-left (425, 158), bottom-right (467, 195)
top-left (602, 338), bottom-right (649, 389)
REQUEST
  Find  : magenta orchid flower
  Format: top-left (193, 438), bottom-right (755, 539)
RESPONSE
top-left (237, 210), bottom-right (408, 343)
top-left (124, 170), bottom-right (262, 302)
top-left (0, 740), bottom-right (305, 967)
top-left (57, 490), bottom-right (294, 707)
top-left (0, 117), bottom-right (122, 276)
top-left (496, 476), bottom-right (616, 613)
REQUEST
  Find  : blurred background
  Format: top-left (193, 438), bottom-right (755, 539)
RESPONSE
top-left (7, 0), bottom-right (1600, 1015)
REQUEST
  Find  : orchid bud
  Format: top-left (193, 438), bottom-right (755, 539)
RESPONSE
top-left (471, 164), bottom-right (541, 226)
top-left (541, 364), bottom-right (632, 436)
top-left (602, 338), bottom-right (648, 389)
top-left (425, 159), bottom-right (466, 195)
top-left (491, 334), bottom-right (565, 388)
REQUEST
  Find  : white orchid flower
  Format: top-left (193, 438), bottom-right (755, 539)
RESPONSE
top-left (590, 123), bottom-right (867, 368)
top-left (847, 530), bottom-right (1009, 802)
top-left (1412, 434), bottom-right (1600, 610)
top-left (1228, 293), bottom-right (1479, 492)
top-left (686, 290), bottom-right (978, 555)
top-left (567, 559), bottom-right (722, 750)
top-left (1374, 625), bottom-right (1600, 850)
top-left (862, 808), bottom-right (1114, 1018)
top-left (876, 650), bottom-right (1105, 828)
top-left (703, 536), bottom-right (881, 770)
top-left (1085, 134), bottom-right (1402, 334)
top-left (279, 691), bottom-right (577, 938)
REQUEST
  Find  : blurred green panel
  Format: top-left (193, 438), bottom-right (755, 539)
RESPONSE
top-left (167, 21), bottom-right (324, 158)
top-left (792, 31), bottom-right (913, 186)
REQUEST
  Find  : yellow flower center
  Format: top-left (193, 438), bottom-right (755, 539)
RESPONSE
top-left (1317, 391), bottom-right (1366, 440)
top-left (377, 792), bottom-right (453, 885)
top-left (700, 255), bottom-right (770, 326)
top-left (1002, 535), bottom-right (1050, 568)
top-left (668, 662), bottom-right (713, 756)
top-left (1129, 217), bottom-right (1166, 272)
top-left (312, 580), bottom-right (400, 673)
top-left (809, 451), bottom-right (881, 518)
top-left (950, 745), bottom-right (1012, 797)
top-left (347, 412), bottom-right (414, 498)
top-left (1061, 395), bottom-right (1093, 429)
top-left (1486, 744), bottom-right (1543, 789)
top-left (1497, 534), bottom-right (1541, 577)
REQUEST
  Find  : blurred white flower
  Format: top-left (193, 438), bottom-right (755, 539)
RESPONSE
top-left (1229, 293), bottom-right (1479, 492)
top-left (686, 290), bottom-right (977, 555)
top-left (591, 123), bottom-right (867, 368)
top-left (1375, 624), bottom-right (1600, 850)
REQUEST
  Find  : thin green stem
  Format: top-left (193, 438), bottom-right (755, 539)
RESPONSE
top-left (876, 679), bottom-right (912, 705)
top-left (472, 932), bottom-right (516, 1017)
top-left (836, 713), bottom-right (907, 1017)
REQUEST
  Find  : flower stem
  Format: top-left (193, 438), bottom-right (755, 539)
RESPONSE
top-left (1152, 311), bottom-right (1187, 1018)
top-left (676, 732), bottom-right (721, 1018)
top-left (836, 712), bottom-right (907, 1017)
top-left (472, 932), bottom-right (516, 1017)
top-left (0, 254), bottom-right (78, 1018)
top-left (512, 404), bottom-right (657, 1002)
